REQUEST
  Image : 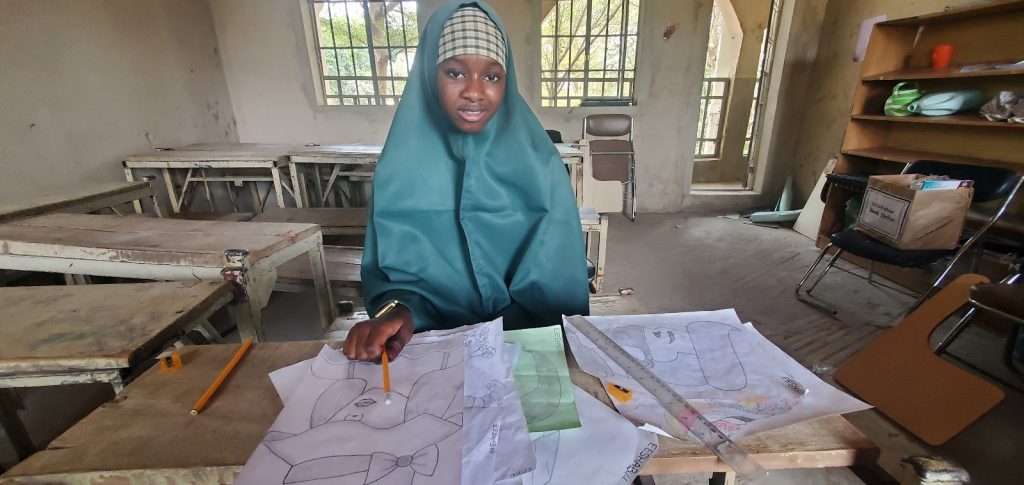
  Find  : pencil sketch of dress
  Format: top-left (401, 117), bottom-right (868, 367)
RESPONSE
top-left (235, 337), bottom-right (466, 485)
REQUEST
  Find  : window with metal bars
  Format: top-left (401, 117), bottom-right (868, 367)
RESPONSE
top-left (540, 0), bottom-right (641, 107)
top-left (307, 1), bottom-right (418, 106)
top-left (694, 78), bottom-right (729, 159)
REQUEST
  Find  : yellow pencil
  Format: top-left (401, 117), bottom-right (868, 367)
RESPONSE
top-left (191, 338), bottom-right (253, 415)
top-left (373, 301), bottom-right (399, 405)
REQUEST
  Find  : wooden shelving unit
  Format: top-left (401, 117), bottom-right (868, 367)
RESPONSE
top-left (817, 0), bottom-right (1024, 290)
top-left (851, 113), bottom-right (1024, 129)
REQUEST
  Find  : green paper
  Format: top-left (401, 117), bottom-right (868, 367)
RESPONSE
top-left (504, 325), bottom-right (581, 432)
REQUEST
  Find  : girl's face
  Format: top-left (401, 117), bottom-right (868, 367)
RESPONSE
top-left (436, 55), bottom-right (506, 133)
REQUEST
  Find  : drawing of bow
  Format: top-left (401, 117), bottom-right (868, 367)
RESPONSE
top-left (364, 444), bottom-right (439, 484)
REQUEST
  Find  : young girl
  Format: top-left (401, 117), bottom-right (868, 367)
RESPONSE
top-left (343, 1), bottom-right (588, 362)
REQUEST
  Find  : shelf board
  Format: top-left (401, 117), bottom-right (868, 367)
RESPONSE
top-left (841, 147), bottom-right (1013, 167)
top-left (862, 65), bottom-right (1024, 81)
top-left (880, 1), bottom-right (1024, 26)
top-left (851, 113), bottom-right (1024, 129)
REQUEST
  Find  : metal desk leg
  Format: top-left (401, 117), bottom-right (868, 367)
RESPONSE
top-left (289, 162), bottom-right (306, 208)
top-left (271, 167), bottom-right (287, 208)
top-left (0, 388), bottom-right (34, 461)
top-left (123, 167), bottom-right (144, 215)
top-left (709, 471), bottom-right (736, 485)
top-left (308, 235), bottom-right (336, 330)
top-left (596, 215), bottom-right (609, 292)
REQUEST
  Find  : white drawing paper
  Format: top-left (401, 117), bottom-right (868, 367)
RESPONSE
top-left (237, 337), bottom-right (466, 485)
top-left (499, 385), bottom-right (659, 485)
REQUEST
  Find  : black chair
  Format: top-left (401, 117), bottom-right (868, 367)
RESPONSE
top-left (545, 130), bottom-right (563, 144)
top-left (795, 160), bottom-right (1023, 315)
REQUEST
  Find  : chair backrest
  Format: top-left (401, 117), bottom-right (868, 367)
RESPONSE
top-left (545, 130), bottom-right (563, 144)
top-left (905, 160), bottom-right (1020, 203)
top-left (583, 114), bottom-right (632, 139)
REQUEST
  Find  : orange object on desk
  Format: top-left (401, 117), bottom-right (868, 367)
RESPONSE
top-left (932, 44), bottom-right (954, 69)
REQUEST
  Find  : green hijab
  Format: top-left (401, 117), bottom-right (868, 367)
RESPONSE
top-left (362, 0), bottom-right (589, 331)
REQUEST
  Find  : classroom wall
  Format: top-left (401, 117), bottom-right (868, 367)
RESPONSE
top-left (210, 0), bottom-right (713, 213)
top-left (0, 0), bottom-right (237, 207)
top-left (773, 0), bottom-right (987, 207)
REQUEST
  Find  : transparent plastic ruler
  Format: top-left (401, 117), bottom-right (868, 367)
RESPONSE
top-left (566, 315), bottom-right (768, 480)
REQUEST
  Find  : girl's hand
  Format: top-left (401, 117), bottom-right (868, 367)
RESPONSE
top-left (342, 305), bottom-right (414, 362)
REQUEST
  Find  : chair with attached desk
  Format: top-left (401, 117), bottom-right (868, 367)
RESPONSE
top-left (583, 114), bottom-right (637, 221)
top-left (796, 160), bottom-right (1023, 316)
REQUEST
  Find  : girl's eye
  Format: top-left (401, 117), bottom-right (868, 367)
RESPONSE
top-left (484, 73), bottom-right (501, 83)
top-left (446, 69), bottom-right (464, 79)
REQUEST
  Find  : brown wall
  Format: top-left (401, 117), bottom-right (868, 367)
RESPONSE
top-left (0, 0), bottom-right (237, 206)
top-left (776, 0), bottom-right (985, 207)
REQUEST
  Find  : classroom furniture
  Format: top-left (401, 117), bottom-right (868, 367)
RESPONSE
top-left (0, 295), bottom-right (879, 483)
top-left (797, 160), bottom-right (1022, 315)
top-left (583, 114), bottom-right (637, 220)
top-left (275, 245), bottom-right (362, 296)
top-left (0, 214), bottom-right (335, 342)
top-left (123, 149), bottom-right (294, 214)
top-left (250, 206), bottom-right (368, 236)
top-left (0, 180), bottom-right (162, 223)
top-left (580, 208), bottom-right (609, 293)
top-left (835, 274), bottom-right (1003, 445)
top-left (934, 266), bottom-right (1024, 384)
top-left (0, 281), bottom-right (233, 460)
top-left (286, 143), bottom-right (587, 208)
top-left (286, 145), bottom-right (379, 208)
top-left (813, 1), bottom-right (1024, 292)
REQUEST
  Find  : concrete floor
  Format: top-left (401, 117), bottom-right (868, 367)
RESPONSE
top-left (2, 212), bottom-right (1023, 483)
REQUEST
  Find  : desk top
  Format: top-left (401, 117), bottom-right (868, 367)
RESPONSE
top-left (0, 281), bottom-right (231, 375)
top-left (0, 181), bottom-right (152, 224)
top-left (123, 148), bottom-right (288, 167)
top-left (133, 142), bottom-right (583, 162)
top-left (0, 297), bottom-right (877, 482)
top-left (0, 214), bottom-right (320, 268)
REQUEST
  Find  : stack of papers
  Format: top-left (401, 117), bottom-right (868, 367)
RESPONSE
top-left (236, 318), bottom-right (658, 485)
top-left (564, 309), bottom-right (870, 440)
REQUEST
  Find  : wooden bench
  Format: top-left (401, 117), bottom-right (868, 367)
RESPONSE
top-left (0, 180), bottom-right (161, 223)
top-left (276, 245), bottom-right (362, 294)
top-left (0, 281), bottom-right (233, 461)
top-left (249, 207), bottom-right (367, 236)
top-left (0, 214), bottom-right (335, 342)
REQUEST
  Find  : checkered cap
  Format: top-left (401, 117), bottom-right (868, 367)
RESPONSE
top-left (437, 6), bottom-right (506, 69)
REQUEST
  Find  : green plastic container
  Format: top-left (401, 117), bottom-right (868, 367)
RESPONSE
top-left (884, 82), bottom-right (923, 117)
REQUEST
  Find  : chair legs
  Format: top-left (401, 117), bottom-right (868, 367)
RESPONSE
top-left (795, 243), bottom-right (842, 315)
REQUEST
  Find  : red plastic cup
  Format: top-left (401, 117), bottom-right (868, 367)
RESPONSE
top-left (932, 44), bottom-right (954, 69)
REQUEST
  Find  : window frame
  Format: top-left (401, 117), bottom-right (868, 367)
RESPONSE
top-left (539, 0), bottom-right (643, 108)
top-left (300, 0), bottom-right (419, 107)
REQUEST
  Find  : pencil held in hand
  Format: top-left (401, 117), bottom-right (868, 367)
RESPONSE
top-left (382, 346), bottom-right (392, 405)
top-left (191, 338), bottom-right (253, 415)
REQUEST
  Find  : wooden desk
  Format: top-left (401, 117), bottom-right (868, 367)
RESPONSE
top-left (0, 214), bottom-right (336, 341)
top-left (0, 342), bottom-right (877, 482)
top-left (249, 207), bottom-right (368, 236)
top-left (0, 281), bottom-right (233, 461)
top-left (0, 180), bottom-right (162, 223)
top-left (287, 143), bottom-right (586, 208)
top-left (0, 296), bottom-right (877, 483)
top-left (123, 149), bottom-right (294, 214)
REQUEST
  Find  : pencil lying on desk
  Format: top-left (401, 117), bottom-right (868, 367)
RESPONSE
top-left (373, 300), bottom-right (399, 405)
top-left (191, 338), bottom-right (253, 416)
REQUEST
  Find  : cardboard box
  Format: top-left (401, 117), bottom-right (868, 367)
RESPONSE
top-left (855, 174), bottom-right (973, 250)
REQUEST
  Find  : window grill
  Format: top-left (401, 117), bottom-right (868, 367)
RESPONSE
top-left (694, 77), bottom-right (730, 159)
top-left (540, 0), bottom-right (642, 107)
top-left (308, 1), bottom-right (418, 106)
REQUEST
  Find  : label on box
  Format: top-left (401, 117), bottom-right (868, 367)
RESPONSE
top-left (860, 187), bottom-right (911, 241)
